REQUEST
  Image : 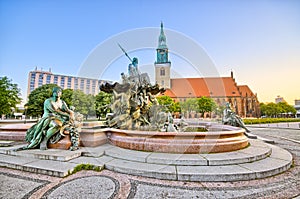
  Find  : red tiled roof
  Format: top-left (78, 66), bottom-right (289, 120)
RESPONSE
top-left (164, 77), bottom-right (241, 98)
top-left (238, 85), bottom-right (255, 97)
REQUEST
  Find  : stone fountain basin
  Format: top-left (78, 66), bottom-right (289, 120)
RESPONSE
top-left (104, 125), bottom-right (249, 154)
top-left (0, 123), bottom-right (35, 141)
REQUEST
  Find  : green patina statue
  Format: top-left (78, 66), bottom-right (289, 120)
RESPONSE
top-left (100, 44), bottom-right (181, 131)
top-left (222, 102), bottom-right (250, 132)
top-left (21, 87), bottom-right (82, 151)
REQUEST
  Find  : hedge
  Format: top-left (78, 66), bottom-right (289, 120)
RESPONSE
top-left (243, 118), bottom-right (300, 125)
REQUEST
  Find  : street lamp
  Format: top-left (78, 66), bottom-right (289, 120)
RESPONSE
top-left (24, 105), bottom-right (28, 124)
top-left (11, 107), bottom-right (15, 119)
top-left (188, 92), bottom-right (191, 118)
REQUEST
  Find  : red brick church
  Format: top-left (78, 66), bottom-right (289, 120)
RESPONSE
top-left (154, 23), bottom-right (260, 118)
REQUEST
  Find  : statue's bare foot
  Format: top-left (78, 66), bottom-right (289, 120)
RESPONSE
top-left (69, 146), bottom-right (79, 151)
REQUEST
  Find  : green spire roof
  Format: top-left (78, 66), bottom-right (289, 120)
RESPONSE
top-left (158, 22), bottom-right (167, 49)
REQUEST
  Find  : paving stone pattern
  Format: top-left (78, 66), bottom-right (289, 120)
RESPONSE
top-left (0, 172), bottom-right (49, 199)
top-left (42, 176), bottom-right (118, 199)
top-left (0, 127), bottom-right (299, 198)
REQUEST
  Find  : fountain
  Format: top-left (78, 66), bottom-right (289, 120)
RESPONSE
top-left (85, 48), bottom-right (291, 182)
top-left (99, 45), bottom-right (249, 154)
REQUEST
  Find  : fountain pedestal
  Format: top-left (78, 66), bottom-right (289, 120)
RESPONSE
top-left (105, 125), bottom-right (249, 154)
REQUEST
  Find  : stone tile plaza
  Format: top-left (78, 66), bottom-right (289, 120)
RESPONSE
top-left (1, 1), bottom-right (300, 199)
top-left (0, 124), bottom-right (300, 198)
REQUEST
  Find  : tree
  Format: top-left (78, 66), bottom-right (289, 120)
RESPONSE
top-left (259, 103), bottom-right (268, 117)
top-left (61, 88), bottom-right (74, 107)
top-left (26, 84), bottom-right (57, 117)
top-left (179, 98), bottom-right (198, 117)
top-left (197, 96), bottom-right (217, 118)
top-left (213, 104), bottom-right (225, 118)
top-left (0, 76), bottom-right (22, 116)
top-left (277, 102), bottom-right (296, 115)
top-left (71, 90), bottom-right (96, 119)
top-left (95, 91), bottom-right (112, 119)
top-left (260, 102), bottom-right (296, 118)
top-left (156, 96), bottom-right (181, 113)
top-left (26, 85), bottom-right (96, 119)
top-left (265, 103), bottom-right (280, 117)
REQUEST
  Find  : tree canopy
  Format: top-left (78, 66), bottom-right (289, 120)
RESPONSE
top-left (61, 88), bottom-right (74, 107)
top-left (179, 98), bottom-right (198, 114)
top-left (196, 96), bottom-right (217, 117)
top-left (25, 84), bottom-right (57, 117)
top-left (70, 90), bottom-right (96, 117)
top-left (260, 102), bottom-right (296, 117)
top-left (26, 84), bottom-right (96, 118)
top-left (95, 91), bottom-right (112, 119)
top-left (156, 95), bottom-right (181, 113)
top-left (0, 76), bottom-right (22, 115)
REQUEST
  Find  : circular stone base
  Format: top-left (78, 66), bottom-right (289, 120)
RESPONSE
top-left (101, 139), bottom-right (292, 182)
top-left (105, 125), bottom-right (249, 153)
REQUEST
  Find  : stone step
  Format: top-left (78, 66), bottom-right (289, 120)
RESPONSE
top-left (104, 139), bottom-right (272, 166)
top-left (0, 142), bottom-right (292, 182)
top-left (103, 143), bottom-right (292, 182)
top-left (0, 153), bottom-right (77, 177)
top-left (0, 145), bottom-right (112, 177)
top-left (0, 144), bottom-right (82, 162)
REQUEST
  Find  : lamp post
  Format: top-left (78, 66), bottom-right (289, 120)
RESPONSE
top-left (11, 107), bottom-right (15, 119)
top-left (24, 105), bottom-right (28, 124)
top-left (188, 92), bottom-right (192, 118)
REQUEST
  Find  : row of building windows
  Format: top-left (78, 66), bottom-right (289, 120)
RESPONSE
top-left (28, 71), bottom-right (103, 95)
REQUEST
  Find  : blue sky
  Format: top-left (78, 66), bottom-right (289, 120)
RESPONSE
top-left (0, 0), bottom-right (299, 104)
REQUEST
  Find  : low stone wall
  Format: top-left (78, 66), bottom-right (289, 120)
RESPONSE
top-left (0, 121), bottom-right (108, 148)
top-left (105, 125), bottom-right (248, 154)
top-left (80, 121), bottom-right (108, 147)
top-left (0, 121), bottom-right (248, 154)
top-left (0, 123), bottom-right (34, 141)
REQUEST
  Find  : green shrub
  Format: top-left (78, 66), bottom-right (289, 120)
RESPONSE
top-left (243, 118), bottom-right (300, 125)
top-left (67, 163), bottom-right (104, 176)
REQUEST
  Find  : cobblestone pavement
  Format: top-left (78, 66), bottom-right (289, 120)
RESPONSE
top-left (0, 127), bottom-right (299, 199)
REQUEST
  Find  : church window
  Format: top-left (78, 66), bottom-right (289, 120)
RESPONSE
top-left (160, 68), bottom-right (165, 76)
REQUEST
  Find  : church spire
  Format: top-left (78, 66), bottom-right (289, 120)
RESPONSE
top-left (155, 22), bottom-right (171, 89)
top-left (156, 22), bottom-right (170, 64)
top-left (158, 22), bottom-right (167, 49)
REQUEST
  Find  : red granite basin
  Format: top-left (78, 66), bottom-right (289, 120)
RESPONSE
top-left (104, 125), bottom-right (249, 154)
top-left (0, 123), bottom-right (35, 141)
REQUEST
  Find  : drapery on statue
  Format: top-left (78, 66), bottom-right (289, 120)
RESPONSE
top-left (21, 87), bottom-right (83, 151)
top-left (222, 102), bottom-right (250, 132)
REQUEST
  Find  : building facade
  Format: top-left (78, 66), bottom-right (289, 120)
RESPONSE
top-left (27, 68), bottom-right (106, 96)
top-left (155, 23), bottom-right (260, 118)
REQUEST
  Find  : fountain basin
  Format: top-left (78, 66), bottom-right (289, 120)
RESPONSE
top-left (105, 125), bottom-right (249, 154)
top-left (0, 123), bottom-right (35, 141)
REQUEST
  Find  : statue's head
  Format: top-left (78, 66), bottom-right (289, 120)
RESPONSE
top-left (225, 102), bottom-right (231, 108)
top-left (132, 57), bottom-right (138, 66)
top-left (52, 87), bottom-right (62, 97)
